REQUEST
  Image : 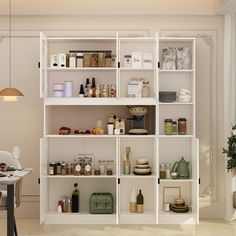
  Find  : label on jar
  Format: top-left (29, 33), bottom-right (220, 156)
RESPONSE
top-left (85, 164), bottom-right (91, 172)
top-left (75, 164), bottom-right (81, 172)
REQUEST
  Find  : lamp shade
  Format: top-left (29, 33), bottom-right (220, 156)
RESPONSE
top-left (0, 87), bottom-right (24, 97)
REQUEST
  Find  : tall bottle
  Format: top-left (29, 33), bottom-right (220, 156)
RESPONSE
top-left (84, 78), bottom-right (91, 97)
top-left (136, 189), bottom-right (144, 213)
top-left (91, 77), bottom-right (96, 97)
top-left (72, 183), bottom-right (80, 213)
top-left (130, 185), bottom-right (137, 212)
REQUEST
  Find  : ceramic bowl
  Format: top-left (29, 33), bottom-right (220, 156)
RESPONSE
top-left (178, 95), bottom-right (191, 103)
top-left (136, 159), bottom-right (148, 165)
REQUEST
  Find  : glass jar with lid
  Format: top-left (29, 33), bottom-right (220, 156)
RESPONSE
top-left (164, 119), bottom-right (173, 135)
top-left (106, 160), bottom-right (114, 175)
top-left (178, 118), bottom-right (187, 135)
top-left (142, 81), bottom-right (150, 97)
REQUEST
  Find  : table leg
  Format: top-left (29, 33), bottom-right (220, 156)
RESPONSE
top-left (7, 184), bottom-right (14, 236)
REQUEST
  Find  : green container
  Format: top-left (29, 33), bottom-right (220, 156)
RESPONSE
top-left (89, 193), bottom-right (113, 214)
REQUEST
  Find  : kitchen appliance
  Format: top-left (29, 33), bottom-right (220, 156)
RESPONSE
top-left (171, 157), bottom-right (190, 179)
top-left (89, 193), bottom-right (113, 214)
top-left (128, 107), bottom-right (148, 135)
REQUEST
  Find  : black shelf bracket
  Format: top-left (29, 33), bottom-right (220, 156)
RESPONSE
top-left (38, 62), bottom-right (40, 68)
top-left (158, 178), bottom-right (160, 184)
top-left (118, 62), bottom-right (120, 68)
top-left (199, 178), bottom-right (201, 185)
top-left (118, 178), bottom-right (120, 184)
top-left (38, 178), bottom-right (40, 185)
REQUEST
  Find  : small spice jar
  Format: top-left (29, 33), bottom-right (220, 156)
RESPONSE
top-left (76, 53), bottom-right (83, 68)
top-left (61, 163), bottom-right (67, 175)
top-left (160, 163), bottom-right (166, 179)
top-left (109, 84), bottom-right (116, 98)
top-left (95, 84), bottom-right (101, 97)
top-left (56, 162), bottom-right (62, 175)
top-left (106, 161), bottom-right (114, 175)
top-left (66, 163), bottom-right (73, 175)
top-left (84, 159), bottom-right (92, 175)
top-left (105, 55), bottom-right (112, 67)
top-left (48, 162), bottom-right (57, 175)
top-left (124, 55), bottom-right (132, 67)
top-left (98, 160), bottom-right (105, 175)
top-left (83, 53), bottom-right (91, 67)
top-left (101, 84), bottom-right (109, 97)
top-left (94, 166), bottom-right (101, 175)
top-left (172, 121), bottom-right (177, 135)
top-left (178, 118), bottom-right (187, 135)
top-left (74, 160), bottom-right (82, 175)
top-left (98, 52), bottom-right (105, 67)
top-left (165, 163), bottom-right (171, 179)
top-left (142, 81), bottom-right (150, 97)
top-left (164, 119), bottom-right (173, 135)
top-left (91, 53), bottom-right (98, 67)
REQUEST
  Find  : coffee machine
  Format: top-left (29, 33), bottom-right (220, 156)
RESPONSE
top-left (128, 107), bottom-right (148, 135)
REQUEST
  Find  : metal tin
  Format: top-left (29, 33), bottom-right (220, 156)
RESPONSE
top-left (49, 162), bottom-right (57, 175)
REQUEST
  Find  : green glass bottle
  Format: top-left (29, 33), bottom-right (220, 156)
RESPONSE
top-left (136, 189), bottom-right (144, 213)
top-left (72, 183), bottom-right (80, 213)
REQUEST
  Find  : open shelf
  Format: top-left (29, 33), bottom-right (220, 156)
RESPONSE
top-left (47, 67), bottom-right (116, 71)
top-left (43, 175), bottom-right (116, 179)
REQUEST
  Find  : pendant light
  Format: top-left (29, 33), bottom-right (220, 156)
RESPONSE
top-left (0, 0), bottom-right (24, 102)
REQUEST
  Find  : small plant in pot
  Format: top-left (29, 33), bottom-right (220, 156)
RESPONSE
top-left (223, 124), bottom-right (236, 173)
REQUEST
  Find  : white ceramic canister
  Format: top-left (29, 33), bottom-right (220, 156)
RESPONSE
top-left (107, 123), bottom-right (114, 135)
top-left (64, 81), bottom-right (73, 97)
top-left (53, 90), bottom-right (64, 98)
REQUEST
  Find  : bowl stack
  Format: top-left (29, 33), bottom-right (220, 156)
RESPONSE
top-left (133, 159), bottom-right (152, 175)
top-left (171, 198), bottom-right (189, 213)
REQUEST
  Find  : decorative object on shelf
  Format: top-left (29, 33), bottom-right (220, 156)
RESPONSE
top-left (64, 80), bottom-right (73, 97)
top-left (164, 119), bottom-right (173, 135)
top-left (128, 78), bottom-right (143, 98)
top-left (128, 106), bottom-right (148, 135)
top-left (176, 47), bottom-right (191, 70)
top-left (51, 55), bottom-right (59, 68)
top-left (84, 78), bottom-right (91, 97)
top-left (159, 91), bottom-right (177, 103)
top-left (165, 163), bottom-right (171, 179)
top-left (160, 163), bottom-right (166, 179)
top-left (142, 53), bottom-right (153, 68)
top-left (130, 186), bottom-right (137, 213)
top-left (58, 53), bottom-right (67, 68)
top-left (132, 52), bottom-right (142, 68)
top-left (178, 89), bottom-right (191, 103)
top-left (107, 122), bottom-right (114, 135)
top-left (79, 84), bottom-right (85, 97)
top-left (52, 83), bottom-right (64, 91)
top-left (111, 55), bottom-right (116, 68)
top-left (106, 161), bottom-right (114, 175)
top-left (124, 55), bottom-right (132, 68)
top-left (59, 127), bottom-right (71, 135)
top-left (136, 189), bottom-right (144, 213)
top-left (95, 84), bottom-right (101, 97)
top-left (163, 203), bottom-right (171, 212)
top-left (0, 0), bottom-right (24, 102)
top-left (171, 198), bottom-right (189, 213)
top-left (223, 124), bottom-right (236, 173)
top-left (134, 158), bottom-right (152, 175)
top-left (163, 186), bottom-right (181, 211)
top-left (162, 47), bottom-right (176, 70)
top-left (142, 81), bottom-right (150, 98)
top-left (171, 157), bottom-right (190, 179)
top-left (89, 193), bottom-right (113, 214)
top-left (122, 146), bottom-right (131, 175)
top-left (178, 118), bottom-right (187, 135)
top-left (72, 183), bottom-right (80, 213)
top-left (109, 84), bottom-right (116, 98)
top-left (115, 118), bottom-right (125, 135)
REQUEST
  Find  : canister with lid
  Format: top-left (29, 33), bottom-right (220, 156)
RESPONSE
top-left (76, 53), bottom-right (83, 68)
top-left (164, 119), bottom-right (173, 135)
top-left (178, 118), bottom-right (187, 135)
top-left (64, 81), bottom-right (73, 97)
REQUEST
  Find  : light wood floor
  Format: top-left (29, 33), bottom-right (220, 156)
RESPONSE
top-left (1, 219), bottom-right (236, 236)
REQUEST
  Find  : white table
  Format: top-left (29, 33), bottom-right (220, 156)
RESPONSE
top-left (0, 169), bottom-right (32, 236)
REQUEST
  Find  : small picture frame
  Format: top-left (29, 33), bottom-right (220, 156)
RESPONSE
top-left (163, 186), bottom-right (181, 209)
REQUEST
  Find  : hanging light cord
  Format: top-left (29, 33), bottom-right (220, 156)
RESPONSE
top-left (9, 0), bottom-right (11, 88)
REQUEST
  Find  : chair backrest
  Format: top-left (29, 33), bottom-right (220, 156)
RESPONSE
top-left (0, 150), bottom-right (22, 208)
top-left (0, 151), bottom-right (22, 169)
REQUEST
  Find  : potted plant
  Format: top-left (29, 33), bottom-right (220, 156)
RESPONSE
top-left (223, 124), bottom-right (236, 173)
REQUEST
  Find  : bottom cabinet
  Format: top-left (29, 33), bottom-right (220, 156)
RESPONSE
top-left (119, 177), bottom-right (156, 224)
top-left (41, 178), bottom-right (117, 224)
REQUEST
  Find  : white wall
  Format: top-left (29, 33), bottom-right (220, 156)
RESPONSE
top-left (0, 15), bottom-right (224, 219)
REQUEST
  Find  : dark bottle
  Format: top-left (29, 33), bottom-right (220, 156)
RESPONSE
top-left (72, 183), bottom-right (80, 213)
top-left (84, 78), bottom-right (90, 97)
top-left (91, 77), bottom-right (96, 97)
top-left (79, 84), bottom-right (85, 97)
top-left (136, 189), bottom-right (144, 213)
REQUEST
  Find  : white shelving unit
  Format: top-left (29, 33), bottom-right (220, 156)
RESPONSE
top-left (40, 32), bottom-right (199, 224)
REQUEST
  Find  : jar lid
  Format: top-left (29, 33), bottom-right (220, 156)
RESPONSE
top-left (178, 118), bottom-right (187, 121)
top-left (124, 55), bottom-right (132, 58)
top-left (172, 121), bottom-right (177, 124)
top-left (164, 119), bottom-right (172, 122)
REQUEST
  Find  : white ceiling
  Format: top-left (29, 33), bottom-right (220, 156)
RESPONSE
top-left (0, 0), bottom-right (216, 16)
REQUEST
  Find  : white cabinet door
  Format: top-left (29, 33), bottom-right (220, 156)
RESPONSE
top-left (40, 137), bottom-right (48, 224)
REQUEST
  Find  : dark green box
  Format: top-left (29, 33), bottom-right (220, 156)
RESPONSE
top-left (89, 193), bottom-right (113, 214)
